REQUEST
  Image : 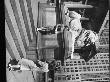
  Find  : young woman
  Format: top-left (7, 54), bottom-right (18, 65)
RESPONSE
top-left (68, 11), bottom-right (82, 59)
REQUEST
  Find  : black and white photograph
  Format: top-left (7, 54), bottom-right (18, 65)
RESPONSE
top-left (5, 0), bottom-right (109, 82)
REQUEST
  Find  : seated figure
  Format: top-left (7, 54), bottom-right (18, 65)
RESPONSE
top-left (7, 58), bottom-right (49, 72)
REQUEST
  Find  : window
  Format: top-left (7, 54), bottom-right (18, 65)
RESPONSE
top-left (76, 77), bottom-right (79, 79)
top-left (66, 62), bottom-right (69, 66)
top-left (78, 61), bottom-right (80, 63)
top-left (95, 66), bottom-right (98, 68)
top-left (70, 61), bottom-right (73, 66)
top-left (86, 62), bottom-right (89, 65)
top-left (66, 75), bottom-right (71, 80)
top-left (99, 66), bottom-right (102, 68)
top-left (76, 74), bottom-right (78, 76)
top-left (71, 68), bottom-right (74, 72)
top-left (58, 76), bottom-right (61, 80)
top-left (62, 75), bottom-right (66, 80)
top-left (72, 78), bottom-right (75, 80)
top-left (66, 68), bottom-right (70, 72)
top-left (75, 70), bottom-right (78, 72)
top-left (103, 66), bottom-right (106, 68)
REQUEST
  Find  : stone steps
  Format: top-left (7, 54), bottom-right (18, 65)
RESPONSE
top-left (26, 38), bottom-right (37, 61)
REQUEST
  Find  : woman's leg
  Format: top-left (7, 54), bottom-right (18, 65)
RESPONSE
top-left (64, 30), bottom-right (72, 59)
top-left (71, 31), bottom-right (79, 59)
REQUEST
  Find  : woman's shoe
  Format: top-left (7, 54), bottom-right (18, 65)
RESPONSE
top-left (65, 56), bottom-right (71, 60)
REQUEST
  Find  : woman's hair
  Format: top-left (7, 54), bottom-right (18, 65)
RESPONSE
top-left (7, 59), bottom-right (19, 68)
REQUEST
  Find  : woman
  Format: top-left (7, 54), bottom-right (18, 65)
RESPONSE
top-left (68, 11), bottom-right (82, 59)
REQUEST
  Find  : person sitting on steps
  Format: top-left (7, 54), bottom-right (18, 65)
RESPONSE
top-left (7, 58), bottom-right (49, 72)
